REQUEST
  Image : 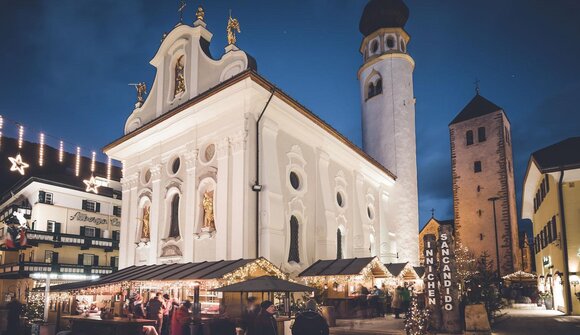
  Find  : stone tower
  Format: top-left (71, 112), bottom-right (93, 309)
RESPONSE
top-left (359, 0), bottom-right (419, 264)
top-left (449, 93), bottom-right (521, 276)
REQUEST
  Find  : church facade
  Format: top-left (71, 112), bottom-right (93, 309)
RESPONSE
top-left (105, 0), bottom-right (419, 275)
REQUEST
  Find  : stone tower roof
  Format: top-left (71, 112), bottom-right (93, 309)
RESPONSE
top-left (449, 94), bottom-right (502, 125)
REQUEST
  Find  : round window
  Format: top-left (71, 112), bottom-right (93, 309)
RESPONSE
top-left (371, 40), bottom-right (378, 53)
top-left (289, 171), bottom-right (300, 190)
top-left (143, 169), bottom-right (151, 184)
top-left (171, 157), bottom-right (181, 174)
top-left (386, 36), bottom-right (395, 49)
top-left (336, 192), bottom-right (344, 208)
top-left (367, 205), bottom-right (374, 220)
top-left (204, 144), bottom-right (216, 162)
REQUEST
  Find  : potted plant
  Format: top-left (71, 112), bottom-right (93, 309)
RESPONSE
top-left (539, 291), bottom-right (553, 310)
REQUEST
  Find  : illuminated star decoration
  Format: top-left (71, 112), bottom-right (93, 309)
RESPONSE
top-left (9, 154), bottom-right (29, 175)
top-left (83, 175), bottom-right (99, 194)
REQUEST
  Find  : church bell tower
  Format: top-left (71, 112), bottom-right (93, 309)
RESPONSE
top-left (359, 0), bottom-right (419, 264)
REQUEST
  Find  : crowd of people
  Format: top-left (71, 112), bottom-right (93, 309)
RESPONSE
top-left (350, 283), bottom-right (414, 319)
top-left (124, 292), bottom-right (193, 335)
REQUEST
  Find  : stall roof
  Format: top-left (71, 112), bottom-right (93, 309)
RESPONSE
top-left (213, 276), bottom-right (314, 293)
top-left (385, 262), bottom-right (421, 280)
top-left (298, 257), bottom-right (390, 277)
top-left (46, 258), bottom-right (276, 292)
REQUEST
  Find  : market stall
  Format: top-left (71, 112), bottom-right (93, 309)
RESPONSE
top-left (37, 257), bottom-right (286, 331)
top-left (298, 257), bottom-right (393, 318)
top-left (384, 262), bottom-right (423, 292)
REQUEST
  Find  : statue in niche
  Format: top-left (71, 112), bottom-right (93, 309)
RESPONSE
top-left (141, 205), bottom-right (151, 240)
top-left (174, 56), bottom-right (186, 97)
top-left (202, 190), bottom-right (215, 232)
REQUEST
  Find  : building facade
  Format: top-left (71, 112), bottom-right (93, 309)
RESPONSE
top-left (105, 0), bottom-right (419, 275)
top-left (522, 136), bottom-right (580, 315)
top-left (449, 94), bottom-right (521, 277)
top-left (0, 139), bottom-right (121, 302)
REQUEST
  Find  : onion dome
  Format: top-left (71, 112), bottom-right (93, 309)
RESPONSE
top-left (359, 0), bottom-right (409, 36)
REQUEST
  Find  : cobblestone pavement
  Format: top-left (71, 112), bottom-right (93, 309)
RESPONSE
top-left (491, 308), bottom-right (580, 335)
top-left (329, 316), bottom-right (406, 335)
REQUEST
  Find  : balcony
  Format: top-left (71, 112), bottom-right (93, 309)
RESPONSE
top-left (23, 230), bottom-right (119, 252)
top-left (0, 261), bottom-right (117, 279)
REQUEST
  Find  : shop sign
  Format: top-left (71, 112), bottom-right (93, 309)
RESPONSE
top-left (543, 256), bottom-right (552, 268)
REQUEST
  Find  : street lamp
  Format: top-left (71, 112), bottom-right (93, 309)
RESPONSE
top-left (488, 196), bottom-right (501, 283)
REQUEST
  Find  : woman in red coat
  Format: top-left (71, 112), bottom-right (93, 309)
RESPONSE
top-left (171, 301), bottom-right (192, 335)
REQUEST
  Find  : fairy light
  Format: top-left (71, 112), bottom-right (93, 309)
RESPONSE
top-left (107, 156), bottom-right (112, 180)
top-left (75, 146), bottom-right (81, 176)
top-left (18, 125), bottom-right (24, 149)
top-left (38, 133), bottom-right (45, 166)
top-left (91, 151), bottom-right (96, 173)
top-left (58, 141), bottom-right (64, 163)
top-left (0, 115), bottom-right (3, 149)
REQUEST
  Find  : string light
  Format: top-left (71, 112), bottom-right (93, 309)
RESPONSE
top-left (39, 133), bottom-right (45, 166)
top-left (75, 146), bottom-right (81, 177)
top-left (107, 156), bottom-right (112, 180)
top-left (91, 151), bottom-right (96, 173)
top-left (59, 140), bottom-right (64, 163)
top-left (0, 115), bottom-right (3, 149)
top-left (18, 124), bottom-right (24, 149)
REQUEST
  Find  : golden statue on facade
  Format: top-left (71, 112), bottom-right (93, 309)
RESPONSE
top-left (226, 12), bottom-right (241, 45)
top-left (174, 56), bottom-right (186, 97)
top-left (202, 190), bottom-right (215, 232)
top-left (196, 6), bottom-right (205, 21)
top-left (136, 82), bottom-right (147, 103)
top-left (141, 205), bottom-right (151, 240)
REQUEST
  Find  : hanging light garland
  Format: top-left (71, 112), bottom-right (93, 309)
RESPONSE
top-left (38, 132), bottom-right (45, 167)
top-left (59, 140), bottom-right (64, 163)
top-left (75, 146), bottom-right (81, 177)
top-left (0, 115), bottom-right (3, 150)
top-left (8, 124), bottom-right (30, 175)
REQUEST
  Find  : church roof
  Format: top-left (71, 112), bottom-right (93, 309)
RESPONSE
top-left (359, 0), bottom-right (410, 36)
top-left (105, 69), bottom-right (397, 181)
top-left (531, 136), bottom-right (580, 172)
top-left (449, 94), bottom-right (502, 125)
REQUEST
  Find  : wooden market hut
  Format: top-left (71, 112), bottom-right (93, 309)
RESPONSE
top-left (384, 262), bottom-right (423, 292)
top-left (43, 258), bottom-right (285, 331)
top-left (298, 257), bottom-right (392, 318)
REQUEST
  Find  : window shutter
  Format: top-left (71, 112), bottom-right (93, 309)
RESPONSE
top-left (112, 230), bottom-right (119, 241)
top-left (93, 255), bottom-right (99, 266)
top-left (78, 254), bottom-right (84, 265)
top-left (55, 222), bottom-right (61, 234)
top-left (95, 202), bottom-right (101, 213)
top-left (82, 200), bottom-right (88, 211)
top-left (80, 226), bottom-right (86, 236)
top-left (95, 228), bottom-right (101, 238)
top-left (52, 252), bottom-right (59, 264)
top-left (551, 216), bottom-right (557, 239)
top-left (38, 191), bottom-right (46, 203)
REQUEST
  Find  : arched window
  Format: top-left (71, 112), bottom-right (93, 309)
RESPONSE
top-left (375, 79), bottom-right (382, 95)
top-left (367, 82), bottom-right (375, 100)
top-left (168, 194), bottom-right (180, 238)
top-left (386, 36), bottom-right (395, 49)
top-left (466, 130), bottom-right (474, 145)
top-left (337, 229), bottom-right (343, 259)
top-left (288, 215), bottom-right (300, 263)
top-left (478, 127), bottom-right (486, 142)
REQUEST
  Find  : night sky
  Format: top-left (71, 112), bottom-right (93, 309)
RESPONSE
top-left (1, 0), bottom-right (579, 228)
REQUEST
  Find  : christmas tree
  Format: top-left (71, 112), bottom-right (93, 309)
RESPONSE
top-left (404, 295), bottom-right (431, 335)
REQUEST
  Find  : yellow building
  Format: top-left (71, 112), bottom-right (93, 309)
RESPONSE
top-left (522, 136), bottom-right (580, 315)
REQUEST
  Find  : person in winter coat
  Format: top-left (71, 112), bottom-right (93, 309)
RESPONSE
top-left (209, 304), bottom-right (236, 335)
top-left (254, 300), bottom-right (278, 335)
top-left (391, 286), bottom-right (403, 319)
top-left (241, 296), bottom-right (260, 335)
top-left (291, 299), bottom-right (329, 335)
top-left (171, 300), bottom-right (192, 335)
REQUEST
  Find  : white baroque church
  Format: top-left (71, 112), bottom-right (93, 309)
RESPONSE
top-left (104, 0), bottom-right (419, 275)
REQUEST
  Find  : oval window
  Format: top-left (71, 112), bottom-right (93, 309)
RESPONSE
top-left (143, 169), bottom-right (151, 184)
top-left (171, 157), bottom-right (181, 174)
top-left (337, 192), bottom-right (344, 207)
top-left (289, 171), bottom-right (300, 190)
top-left (367, 205), bottom-right (374, 220)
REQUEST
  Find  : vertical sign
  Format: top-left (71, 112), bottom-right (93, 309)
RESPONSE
top-left (439, 224), bottom-right (461, 333)
top-left (423, 234), bottom-right (441, 330)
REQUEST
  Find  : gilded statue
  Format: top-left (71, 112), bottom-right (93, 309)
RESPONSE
top-left (202, 190), bottom-right (215, 231)
top-left (141, 205), bottom-right (151, 240)
top-left (196, 6), bottom-right (205, 21)
top-left (174, 56), bottom-right (186, 96)
top-left (226, 13), bottom-right (241, 45)
top-left (136, 82), bottom-right (147, 103)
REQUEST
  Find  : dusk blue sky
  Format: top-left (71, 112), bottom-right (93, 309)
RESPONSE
top-left (1, 0), bottom-right (579, 228)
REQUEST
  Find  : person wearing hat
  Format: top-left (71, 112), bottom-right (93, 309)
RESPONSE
top-left (291, 299), bottom-right (329, 335)
top-left (254, 300), bottom-right (278, 335)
